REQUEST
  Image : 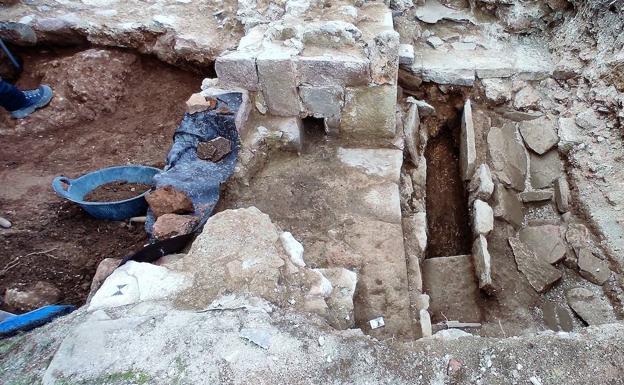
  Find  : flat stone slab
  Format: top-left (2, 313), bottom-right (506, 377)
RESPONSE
top-left (518, 225), bottom-right (567, 265)
top-left (508, 237), bottom-right (562, 293)
top-left (493, 184), bottom-right (524, 229)
top-left (566, 287), bottom-right (617, 325)
top-left (519, 116), bottom-right (559, 155)
top-left (422, 255), bottom-right (482, 323)
top-left (530, 150), bottom-right (563, 189)
top-left (488, 123), bottom-right (528, 191)
top-left (577, 248), bottom-right (611, 285)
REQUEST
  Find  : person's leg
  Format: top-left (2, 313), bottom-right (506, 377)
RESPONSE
top-left (0, 79), bottom-right (28, 112)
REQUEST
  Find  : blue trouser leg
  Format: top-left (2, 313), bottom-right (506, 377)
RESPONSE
top-left (0, 80), bottom-right (27, 112)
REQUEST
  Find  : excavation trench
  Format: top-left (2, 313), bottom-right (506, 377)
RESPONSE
top-left (0, 45), bottom-right (203, 312)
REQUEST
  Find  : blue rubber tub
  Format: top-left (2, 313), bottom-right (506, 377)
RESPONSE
top-left (52, 165), bottom-right (160, 221)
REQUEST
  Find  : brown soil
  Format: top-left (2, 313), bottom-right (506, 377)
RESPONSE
top-left (424, 121), bottom-right (471, 258)
top-left (0, 46), bottom-right (202, 312)
top-left (83, 181), bottom-right (152, 202)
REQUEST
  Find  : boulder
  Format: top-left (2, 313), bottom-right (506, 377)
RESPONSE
top-left (473, 200), bottom-right (493, 236)
top-left (530, 150), bottom-right (563, 189)
top-left (488, 123), bottom-right (527, 191)
top-left (460, 99), bottom-right (476, 180)
top-left (146, 186), bottom-right (194, 218)
top-left (518, 225), bottom-right (566, 264)
top-left (197, 137), bottom-right (232, 162)
top-left (566, 287), bottom-right (617, 325)
top-left (153, 214), bottom-right (199, 240)
top-left (493, 184), bottom-right (524, 229)
top-left (88, 258), bottom-right (121, 298)
top-left (508, 237), bottom-right (562, 293)
top-left (472, 235), bottom-right (493, 293)
top-left (3, 281), bottom-right (61, 312)
top-left (469, 164), bottom-right (494, 201)
top-left (519, 116), bottom-right (559, 155)
top-left (577, 248), bottom-right (610, 285)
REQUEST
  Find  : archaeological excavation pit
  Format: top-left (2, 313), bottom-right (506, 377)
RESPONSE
top-left (2, 1), bottom-right (624, 383)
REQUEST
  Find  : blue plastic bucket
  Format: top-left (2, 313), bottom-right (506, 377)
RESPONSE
top-left (52, 165), bottom-right (160, 221)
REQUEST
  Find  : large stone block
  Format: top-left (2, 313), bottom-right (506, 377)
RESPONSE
top-left (366, 29), bottom-right (400, 85)
top-left (460, 99), bottom-right (476, 180)
top-left (299, 85), bottom-right (344, 118)
top-left (341, 84), bottom-right (397, 138)
top-left (257, 51), bottom-right (300, 116)
top-left (296, 55), bottom-right (370, 86)
top-left (215, 51), bottom-right (259, 91)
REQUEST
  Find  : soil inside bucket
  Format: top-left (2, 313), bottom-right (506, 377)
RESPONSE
top-left (83, 181), bottom-right (153, 202)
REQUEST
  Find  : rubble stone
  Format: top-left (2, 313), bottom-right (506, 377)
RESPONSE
top-left (530, 150), bottom-right (563, 189)
top-left (493, 184), bottom-right (524, 229)
top-left (554, 177), bottom-right (570, 213)
top-left (519, 225), bottom-right (566, 264)
top-left (197, 137), bottom-right (232, 162)
top-left (577, 248), bottom-right (610, 285)
top-left (460, 99), bottom-right (476, 180)
top-left (469, 164), bottom-right (494, 201)
top-left (215, 51), bottom-right (259, 91)
top-left (341, 84), bottom-right (397, 138)
top-left (557, 117), bottom-right (582, 153)
top-left (473, 199), bottom-right (494, 237)
top-left (420, 309), bottom-right (432, 337)
top-left (299, 85), bottom-right (344, 118)
top-left (146, 186), bottom-right (194, 218)
top-left (4, 281), bottom-right (61, 312)
top-left (367, 29), bottom-right (400, 85)
top-left (316, 268), bottom-right (357, 330)
top-left (513, 86), bottom-right (540, 110)
top-left (426, 36), bottom-right (444, 49)
top-left (482, 78), bottom-right (512, 104)
top-left (520, 190), bottom-right (553, 202)
top-left (508, 237), bottom-right (562, 293)
top-left (153, 214), bottom-right (199, 240)
top-left (566, 287), bottom-right (617, 325)
top-left (399, 43), bottom-right (414, 66)
top-left (186, 93), bottom-right (215, 114)
top-left (519, 116), bottom-right (559, 155)
top-left (575, 109), bottom-right (605, 131)
top-left (488, 123), bottom-right (528, 191)
top-left (89, 258), bottom-right (121, 298)
top-left (257, 50), bottom-right (300, 116)
top-left (473, 235), bottom-right (493, 293)
top-left (280, 231), bottom-right (305, 267)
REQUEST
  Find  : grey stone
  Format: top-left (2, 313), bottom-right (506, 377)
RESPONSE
top-left (366, 29), bottom-right (400, 85)
top-left (520, 190), bottom-right (553, 203)
top-left (403, 100), bottom-right (420, 166)
top-left (197, 137), bottom-right (232, 162)
top-left (414, 293), bottom-right (430, 311)
top-left (316, 268), bottom-right (358, 330)
top-left (482, 78), bottom-right (512, 104)
top-left (554, 177), bottom-right (570, 213)
top-left (519, 225), bottom-right (566, 265)
top-left (399, 43), bottom-right (414, 66)
top-left (566, 287), bottom-right (617, 325)
top-left (513, 86), bottom-right (540, 110)
top-left (403, 212), bottom-right (427, 263)
top-left (493, 184), bottom-right (524, 229)
top-left (577, 248), bottom-right (610, 285)
top-left (299, 85), bottom-right (344, 118)
top-left (4, 281), bottom-right (61, 312)
top-left (508, 237), bottom-right (562, 293)
top-left (469, 164), bottom-right (494, 201)
top-left (460, 99), bottom-right (476, 181)
top-left (296, 55), bottom-right (370, 86)
top-left (423, 255), bottom-right (482, 323)
top-left (473, 199), bottom-right (493, 236)
top-left (420, 309), bottom-right (432, 337)
top-left (415, 0), bottom-right (475, 23)
top-left (488, 123), bottom-right (528, 191)
top-left (215, 51), bottom-right (259, 91)
top-left (575, 109), bottom-right (605, 131)
top-left (472, 235), bottom-right (493, 293)
top-left (557, 117), bottom-right (582, 153)
top-left (410, 98), bottom-right (435, 117)
top-left (257, 51), bottom-right (300, 116)
top-left (341, 84), bottom-right (397, 138)
top-left (426, 36), bottom-right (444, 49)
top-left (530, 150), bottom-right (563, 189)
top-left (519, 116), bottom-right (559, 155)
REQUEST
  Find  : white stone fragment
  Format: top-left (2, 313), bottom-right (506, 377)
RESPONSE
top-left (399, 44), bottom-right (415, 66)
top-left (469, 164), bottom-right (494, 201)
top-left (420, 309), bottom-right (432, 337)
top-left (310, 269), bottom-right (333, 298)
top-left (280, 232), bottom-right (305, 267)
top-left (473, 200), bottom-right (494, 236)
top-left (426, 36), bottom-right (444, 49)
top-left (460, 99), bottom-right (476, 180)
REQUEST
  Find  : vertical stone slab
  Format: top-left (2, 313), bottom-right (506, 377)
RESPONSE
top-left (257, 50), bottom-right (300, 116)
top-left (472, 235), bottom-right (493, 293)
top-left (460, 99), bottom-right (476, 181)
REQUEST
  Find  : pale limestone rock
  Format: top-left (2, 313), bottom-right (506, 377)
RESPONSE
top-left (513, 86), bottom-right (540, 110)
top-left (482, 78), bottom-right (512, 104)
top-left (566, 287), bottom-right (617, 325)
top-left (317, 268), bottom-right (358, 329)
top-left (557, 117), bottom-right (582, 153)
top-left (508, 237), bottom-right (562, 293)
top-left (409, 98), bottom-right (435, 117)
top-left (530, 150), bottom-right (564, 189)
top-left (89, 258), bottom-right (121, 298)
top-left (469, 164), bottom-right (494, 201)
top-left (280, 231), bottom-right (305, 267)
top-left (519, 116), bottom-right (559, 155)
top-left (420, 309), bottom-right (432, 337)
top-left (367, 29), bottom-right (400, 85)
top-left (575, 109), bottom-right (605, 131)
top-left (257, 50), bottom-right (300, 116)
top-left (299, 85), bottom-right (343, 118)
top-left (4, 281), bottom-right (61, 312)
top-left (460, 99), bottom-right (476, 180)
top-left (341, 84), bottom-right (397, 138)
top-left (520, 190), bottom-right (553, 203)
top-left (488, 123), bottom-right (527, 191)
top-left (518, 225), bottom-right (566, 265)
top-left (403, 99), bottom-right (420, 166)
top-left (554, 177), bottom-right (570, 213)
top-left (403, 212), bottom-right (428, 262)
top-left (399, 43), bottom-right (414, 66)
top-left (185, 93), bottom-right (213, 114)
top-left (363, 183), bottom-right (402, 224)
top-left (493, 184), bottom-right (524, 229)
top-left (577, 248), bottom-right (610, 285)
top-left (473, 199), bottom-right (493, 236)
top-left (426, 36), bottom-right (444, 49)
top-left (215, 51), bottom-right (259, 91)
top-left (472, 235), bottom-right (493, 293)
top-left (415, 293), bottom-right (430, 311)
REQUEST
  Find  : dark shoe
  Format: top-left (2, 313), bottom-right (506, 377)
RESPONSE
top-left (10, 85), bottom-right (53, 119)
